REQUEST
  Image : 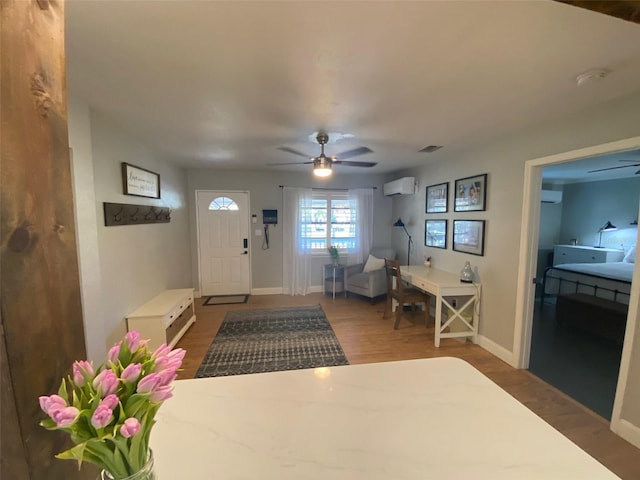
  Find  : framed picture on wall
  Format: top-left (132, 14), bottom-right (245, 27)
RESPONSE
top-left (426, 182), bottom-right (448, 213)
top-left (453, 219), bottom-right (486, 256)
top-left (425, 219), bottom-right (447, 249)
top-left (454, 174), bottom-right (487, 212)
top-left (122, 162), bottom-right (161, 199)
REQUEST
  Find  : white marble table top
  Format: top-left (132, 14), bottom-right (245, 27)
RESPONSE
top-left (152, 357), bottom-right (619, 479)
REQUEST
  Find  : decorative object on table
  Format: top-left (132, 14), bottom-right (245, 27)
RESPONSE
top-left (121, 162), bottom-right (161, 199)
top-left (596, 220), bottom-right (617, 248)
top-left (196, 305), bottom-right (349, 378)
top-left (453, 219), bottom-right (486, 256)
top-left (38, 331), bottom-right (185, 480)
top-left (460, 261), bottom-right (474, 283)
top-left (393, 218), bottom-right (413, 265)
top-left (327, 245), bottom-right (340, 265)
top-left (426, 182), bottom-right (448, 213)
top-left (454, 173), bottom-right (487, 212)
top-left (425, 219), bottom-right (447, 249)
top-left (424, 256), bottom-right (432, 269)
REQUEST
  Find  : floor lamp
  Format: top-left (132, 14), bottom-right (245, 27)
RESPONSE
top-left (394, 218), bottom-right (413, 265)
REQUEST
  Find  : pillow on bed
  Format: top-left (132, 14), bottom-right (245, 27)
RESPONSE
top-left (362, 254), bottom-right (385, 273)
top-left (624, 245), bottom-right (636, 263)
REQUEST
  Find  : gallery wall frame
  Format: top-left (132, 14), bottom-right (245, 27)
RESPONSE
top-left (426, 182), bottom-right (448, 213)
top-left (122, 162), bottom-right (161, 199)
top-left (453, 219), bottom-right (486, 256)
top-left (454, 173), bottom-right (487, 212)
top-left (425, 219), bottom-right (448, 249)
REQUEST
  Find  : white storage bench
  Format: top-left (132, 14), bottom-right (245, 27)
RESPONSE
top-left (126, 288), bottom-right (196, 350)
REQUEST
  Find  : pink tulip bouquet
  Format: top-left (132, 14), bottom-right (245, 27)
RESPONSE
top-left (39, 331), bottom-right (185, 478)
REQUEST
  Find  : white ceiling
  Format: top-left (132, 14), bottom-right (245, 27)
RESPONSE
top-left (65, 1), bottom-right (640, 176)
top-left (543, 148), bottom-right (640, 183)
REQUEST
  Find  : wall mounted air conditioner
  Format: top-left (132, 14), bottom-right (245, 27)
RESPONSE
top-left (383, 177), bottom-right (415, 196)
top-left (540, 189), bottom-right (562, 204)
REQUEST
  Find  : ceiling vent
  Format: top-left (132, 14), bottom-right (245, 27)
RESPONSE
top-left (419, 145), bottom-right (443, 153)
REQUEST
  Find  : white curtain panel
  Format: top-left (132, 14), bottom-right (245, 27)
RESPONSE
top-left (282, 187), bottom-right (313, 295)
top-left (348, 188), bottom-right (374, 265)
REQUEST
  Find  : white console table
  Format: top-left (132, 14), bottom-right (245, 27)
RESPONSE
top-left (401, 266), bottom-right (481, 347)
top-left (126, 288), bottom-right (196, 350)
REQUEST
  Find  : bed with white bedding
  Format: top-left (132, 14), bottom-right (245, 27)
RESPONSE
top-left (542, 246), bottom-right (635, 342)
top-left (543, 261), bottom-right (634, 304)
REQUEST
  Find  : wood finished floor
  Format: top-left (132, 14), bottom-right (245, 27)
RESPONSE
top-left (176, 293), bottom-right (640, 479)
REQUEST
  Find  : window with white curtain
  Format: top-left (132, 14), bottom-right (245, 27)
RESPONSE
top-left (300, 191), bottom-right (357, 252)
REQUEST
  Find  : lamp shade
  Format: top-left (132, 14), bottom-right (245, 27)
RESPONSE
top-left (393, 218), bottom-right (405, 227)
top-left (599, 221), bottom-right (617, 232)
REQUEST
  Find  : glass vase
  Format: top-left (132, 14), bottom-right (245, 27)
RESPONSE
top-left (99, 450), bottom-right (156, 480)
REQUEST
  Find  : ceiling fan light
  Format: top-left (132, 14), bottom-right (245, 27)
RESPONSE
top-left (314, 166), bottom-right (332, 177)
top-left (313, 157), bottom-right (332, 177)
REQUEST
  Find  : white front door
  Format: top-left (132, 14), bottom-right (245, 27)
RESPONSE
top-left (196, 190), bottom-right (250, 296)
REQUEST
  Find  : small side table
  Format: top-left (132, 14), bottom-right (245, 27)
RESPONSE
top-left (323, 264), bottom-right (345, 299)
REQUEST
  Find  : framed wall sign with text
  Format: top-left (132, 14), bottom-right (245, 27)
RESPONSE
top-left (122, 163), bottom-right (161, 199)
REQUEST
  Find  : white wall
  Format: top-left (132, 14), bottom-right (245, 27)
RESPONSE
top-left (68, 100), bottom-right (193, 357)
top-left (559, 177), bottom-right (640, 250)
top-left (538, 202), bottom-right (563, 250)
top-left (68, 96), bottom-right (105, 363)
top-left (186, 170), bottom-right (392, 293)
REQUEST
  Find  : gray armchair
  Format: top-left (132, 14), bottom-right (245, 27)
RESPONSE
top-left (345, 248), bottom-right (396, 303)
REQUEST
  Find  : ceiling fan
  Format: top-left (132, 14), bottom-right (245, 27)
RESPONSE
top-left (588, 160), bottom-right (640, 175)
top-left (270, 132), bottom-right (376, 177)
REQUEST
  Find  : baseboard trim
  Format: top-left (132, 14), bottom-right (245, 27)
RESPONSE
top-left (477, 334), bottom-right (516, 367)
top-left (251, 287), bottom-right (284, 295)
top-left (194, 290), bottom-right (201, 298)
top-left (614, 419), bottom-right (640, 449)
top-left (278, 286), bottom-right (325, 296)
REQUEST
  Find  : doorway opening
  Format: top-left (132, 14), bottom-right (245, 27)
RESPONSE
top-left (515, 136), bottom-right (640, 427)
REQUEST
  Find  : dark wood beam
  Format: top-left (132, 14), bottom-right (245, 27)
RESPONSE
top-left (556, 1), bottom-right (640, 24)
top-left (0, 0), bottom-right (93, 478)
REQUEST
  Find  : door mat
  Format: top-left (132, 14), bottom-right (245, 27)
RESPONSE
top-left (203, 295), bottom-right (249, 306)
top-left (196, 305), bottom-right (349, 378)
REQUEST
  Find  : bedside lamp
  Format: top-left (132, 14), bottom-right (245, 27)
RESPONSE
top-left (596, 221), bottom-right (617, 248)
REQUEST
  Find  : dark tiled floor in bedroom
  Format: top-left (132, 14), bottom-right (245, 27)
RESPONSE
top-left (528, 300), bottom-right (624, 419)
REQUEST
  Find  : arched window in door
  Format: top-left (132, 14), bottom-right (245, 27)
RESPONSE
top-left (208, 197), bottom-right (239, 211)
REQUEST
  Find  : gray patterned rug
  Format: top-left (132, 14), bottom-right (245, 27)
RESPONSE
top-left (195, 305), bottom-right (349, 378)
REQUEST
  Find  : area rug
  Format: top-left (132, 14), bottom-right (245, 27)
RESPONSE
top-left (203, 294), bottom-right (249, 306)
top-left (195, 305), bottom-right (349, 378)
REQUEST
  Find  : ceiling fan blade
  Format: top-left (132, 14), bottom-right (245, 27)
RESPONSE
top-left (335, 146), bottom-right (373, 160)
top-left (588, 163), bottom-right (640, 173)
top-left (268, 161), bottom-right (313, 166)
top-left (277, 146), bottom-right (309, 157)
top-left (332, 160), bottom-right (378, 168)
